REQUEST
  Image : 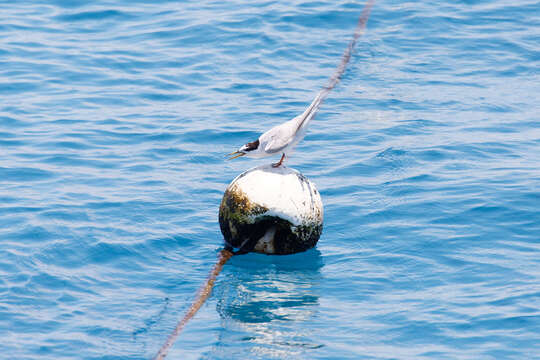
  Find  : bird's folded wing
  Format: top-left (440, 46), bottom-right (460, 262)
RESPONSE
top-left (263, 129), bottom-right (292, 154)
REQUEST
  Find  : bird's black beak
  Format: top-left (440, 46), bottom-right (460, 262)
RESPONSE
top-left (227, 151), bottom-right (245, 160)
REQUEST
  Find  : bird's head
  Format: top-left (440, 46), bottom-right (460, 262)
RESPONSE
top-left (227, 139), bottom-right (260, 160)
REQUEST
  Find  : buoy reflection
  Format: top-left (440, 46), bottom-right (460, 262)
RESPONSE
top-left (210, 249), bottom-right (324, 358)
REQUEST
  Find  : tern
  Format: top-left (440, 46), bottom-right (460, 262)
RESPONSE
top-left (227, 92), bottom-right (323, 167)
top-left (227, 0), bottom-right (374, 167)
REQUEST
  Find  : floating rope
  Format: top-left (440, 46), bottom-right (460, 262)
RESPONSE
top-left (297, 0), bottom-right (375, 129)
top-left (153, 249), bottom-right (234, 360)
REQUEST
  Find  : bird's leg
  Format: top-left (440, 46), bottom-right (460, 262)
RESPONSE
top-left (272, 153), bottom-right (285, 168)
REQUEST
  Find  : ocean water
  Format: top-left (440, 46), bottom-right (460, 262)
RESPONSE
top-left (1, 0), bottom-right (539, 359)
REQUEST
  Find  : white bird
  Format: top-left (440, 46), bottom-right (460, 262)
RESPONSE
top-left (227, 0), bottom-right (374, 167)
top-left (227, 92), bottom-right (323, 167)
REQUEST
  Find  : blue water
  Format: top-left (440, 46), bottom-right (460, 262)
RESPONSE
top-left (1, 0), bottom-right (539, 359)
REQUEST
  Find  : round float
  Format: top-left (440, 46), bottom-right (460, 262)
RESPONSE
top-left (219, 164), bottom-right (323, 255)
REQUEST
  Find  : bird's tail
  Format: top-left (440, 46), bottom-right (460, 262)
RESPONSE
top-left (296, 0), bottom-right (375, 130)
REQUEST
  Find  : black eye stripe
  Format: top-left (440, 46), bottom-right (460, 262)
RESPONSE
top-left (245, 139), bottom-right (259, 151)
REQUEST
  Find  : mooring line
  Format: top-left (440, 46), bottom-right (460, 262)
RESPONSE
top-left (297, 0), bottom-right (375, 129)
top-left (153, 249), bottom-right (234, 360)
top-left (327, 0), bottom-right (375, 93)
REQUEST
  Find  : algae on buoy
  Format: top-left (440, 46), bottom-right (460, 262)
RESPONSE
top-left (219, 164), bottom-right (323, 255)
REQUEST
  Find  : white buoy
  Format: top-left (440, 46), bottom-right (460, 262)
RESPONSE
top-left (219, 164), bottom-right (323, 255)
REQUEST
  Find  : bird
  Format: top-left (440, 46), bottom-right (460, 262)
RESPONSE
top-left (227, 92), bottom-right (323, 168)
top-left (227, 0), bottom-right (374, 167)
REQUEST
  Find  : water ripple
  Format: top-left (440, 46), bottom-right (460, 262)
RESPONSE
top-left (1, 0), bottom-right (539, 359)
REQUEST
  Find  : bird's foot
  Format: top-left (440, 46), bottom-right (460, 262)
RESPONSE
top-left (272, 153), bottom-right (285, 168)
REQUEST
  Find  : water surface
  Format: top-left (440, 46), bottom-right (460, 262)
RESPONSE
top-left (1, 0), bottom-right (539, 359)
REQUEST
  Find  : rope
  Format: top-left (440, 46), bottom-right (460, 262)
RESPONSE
top-left (325, 0), bottom-right (375, 94)
top-left (152, 249), bottom-right (234, 360)
top-left (298, 0), bottom-right (375, 129)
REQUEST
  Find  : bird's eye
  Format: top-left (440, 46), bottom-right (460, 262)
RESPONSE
top-left (244, 139), bottom-right (259, 151)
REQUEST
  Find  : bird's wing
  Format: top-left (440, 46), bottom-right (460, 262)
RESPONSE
top-left (264, 133), bottom-right (290, 153)
top-left (261, 124), bottom-right (294, 154)
top-left (293, 91), bottom-right (323, 134)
